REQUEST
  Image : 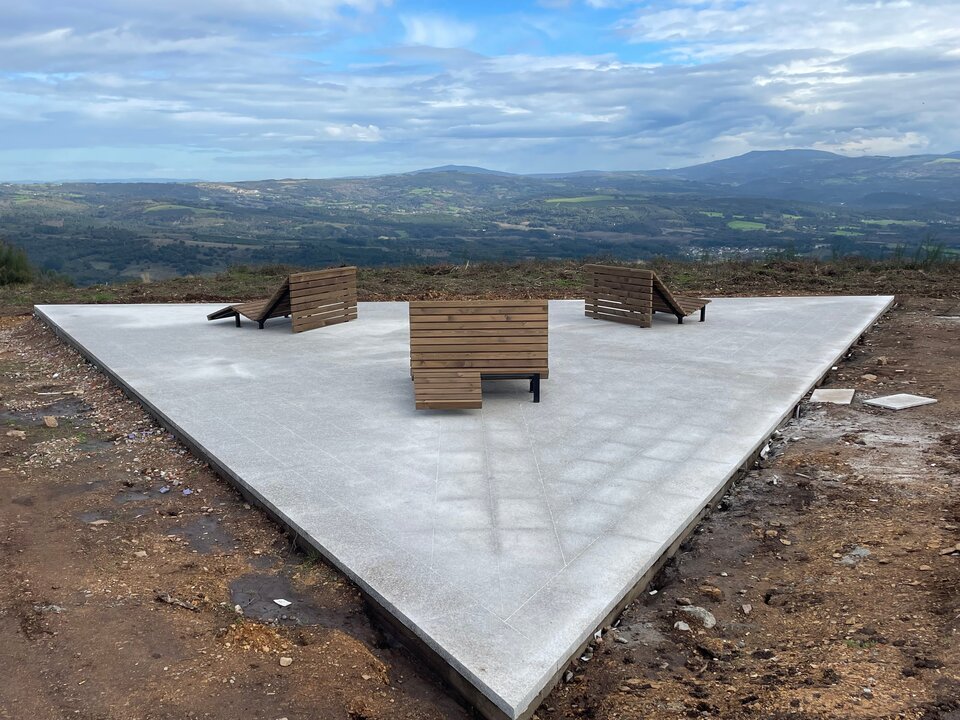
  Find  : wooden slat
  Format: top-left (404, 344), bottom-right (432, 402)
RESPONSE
top-left (586, 303), bottom-right (653, 320)
top-left (586, 297), bottom-right (652, 312)
top-left (584, 288), bottom-right (654, 303)
top-left (409, 321), bottom-right (548, 331)
top-left (410, 334), bottom-right (546, 350)
top-left (290, 290), bottom-right (358, 312)
top-left (410, 304), bottom-right (545, 314)
top-left (412, 328), bottom-right (548, 338)
top-left (586, 310), bottom-right (651, 327)
top-left (291, 311), bottom-right (357, 333)
top-left (584, 264), bottom-right (653, 278)
top-left (412, 300), bottom-right (548, 308)
top-left (289, 267), bottom-right (357, 284)
top-left (289, 276), bottom-right (357, 294)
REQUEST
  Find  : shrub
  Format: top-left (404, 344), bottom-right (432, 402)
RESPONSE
top-left (0, 241), bottom-right (34, 285)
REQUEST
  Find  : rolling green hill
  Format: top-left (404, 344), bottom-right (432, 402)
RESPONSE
top-left (1, 149), bottom-right (958, 285)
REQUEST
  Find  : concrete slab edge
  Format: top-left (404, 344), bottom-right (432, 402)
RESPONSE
top-left (507, 294), bottom-right (896, 719)
top-left (34, 296), bottom-right (895, 720)
top-left (33, 305), bottom-right (518, 719)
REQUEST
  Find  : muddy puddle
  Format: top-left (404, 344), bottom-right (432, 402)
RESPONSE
top-left (169, 515), bottom-right (235, 553)
top-left (229, 572), bottom-right (365, 632)
top-left (0, 398), bottom-right (91, 426)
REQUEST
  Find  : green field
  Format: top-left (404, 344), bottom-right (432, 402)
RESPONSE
top-left (927, 157), bottom-right (960, 165)
top-left (544, 195), bottom-right (614, 204)
top-left (727, 220), bottom-right (766, 231)
top-left (143, 204), bottom-right (221, 215)
top-left (698, 211), bottom-right (723, 217)
top-left (861, 219), bottom-right (926, 227)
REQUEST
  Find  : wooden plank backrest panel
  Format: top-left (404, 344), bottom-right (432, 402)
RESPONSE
top-left (409, 300), bottom-right (549, 379)
top-left (288, 266), bottom-right (358, 333)
top-left (583, 264), bottom-right (653, 327)
top-left (651, 274), bottom-right (686, 318)
top-left (251, 278), bottom-right (292, 322)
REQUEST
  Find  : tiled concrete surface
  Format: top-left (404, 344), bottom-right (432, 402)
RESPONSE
top-left (37, 296), bottom-right (892, 719)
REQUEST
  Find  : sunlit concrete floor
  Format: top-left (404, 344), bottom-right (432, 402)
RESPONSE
top-left (37, 296), bottom-right (892, 719)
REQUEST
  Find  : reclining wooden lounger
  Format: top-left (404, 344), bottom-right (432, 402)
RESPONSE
top-left (207, 266), bottom-right (357, 333)
top-left (409, 300), bottom-right (549, 410)
top-left (584, 264), bottom-right (710, 327)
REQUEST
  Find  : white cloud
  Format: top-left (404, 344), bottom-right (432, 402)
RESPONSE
top-left (616, 0), bottom-right (960, 59)
top-left (0, 0), bottom-right (958, 179)
top-left (400, 14), bottom-right (477, 48)
top-left (322, 123), bottom-right (382, 141)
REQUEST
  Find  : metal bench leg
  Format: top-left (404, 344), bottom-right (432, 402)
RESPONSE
top-left (531, 374), bottom-right (541, 403)
top-left (700, 306), bottom-right (706, 322)
top-left (258, 320), bottom-right (265, 329)
top-left (234, 313), bottom-right (241, 327)
top-left (678, 315), bottom-right (683, 324)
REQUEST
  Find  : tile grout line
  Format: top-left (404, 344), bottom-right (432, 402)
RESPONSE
top-left (478, 406), bottom-right (506, 619)
top-left (519, 400), bottom-right (567, 568)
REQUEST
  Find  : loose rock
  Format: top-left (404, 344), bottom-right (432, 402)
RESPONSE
top-left (279, 656), bottom-right (293, 667)
top-left (678, 606), bottom-right (717, 629)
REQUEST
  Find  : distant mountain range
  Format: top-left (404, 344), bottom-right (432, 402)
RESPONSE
top-left (402, 149), bottom-right (960, 206)
top-left (3, 148), bottom-right (958, 285)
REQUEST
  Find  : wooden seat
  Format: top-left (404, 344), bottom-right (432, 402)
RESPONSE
top-left (409, 300), bottom-right (549, 410)
top-left (584, 264), bottom-right (710, 326)
top-left (207, 266), bottom-right (357, 332)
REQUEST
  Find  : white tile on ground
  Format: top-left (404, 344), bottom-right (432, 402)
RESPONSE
top-left (810, 388), bottom-right (856, 404)
top-left (863, 393), bottom-right (938, 410)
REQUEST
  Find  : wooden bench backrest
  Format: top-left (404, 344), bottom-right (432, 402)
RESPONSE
top-left (409, 300), bottom-right (549, 377)
top-left (288, 266), bottom-right (358, 333)
top-left (584, 264), bottom-right (653, 327)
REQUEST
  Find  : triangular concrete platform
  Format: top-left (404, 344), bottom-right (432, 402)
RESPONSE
top-left (37, 296), bottom-right (892, 718)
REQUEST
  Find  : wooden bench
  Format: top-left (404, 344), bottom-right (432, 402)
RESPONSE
top-left (584, 264), bottom-right (710, 326)
top-left (207, 266), bottom-right (357, 333)
top-left (409, 300), bottom-right (549, 410)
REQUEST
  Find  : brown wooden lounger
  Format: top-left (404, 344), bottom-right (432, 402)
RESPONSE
top-left (409, 300), bottom-right (549, 410)
top-left (206, 266), bottom-right (357, 333)
top-left (584, 264), bottom-right (710, 327)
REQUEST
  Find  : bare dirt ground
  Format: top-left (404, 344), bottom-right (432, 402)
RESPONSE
top-left (1, 296), bottom-right (958, 720)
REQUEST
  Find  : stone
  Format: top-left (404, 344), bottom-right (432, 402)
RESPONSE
top-left (134, 550), bottom-right (148, 558)
top-left (860, 374), bottom-right (878, 382)
top-left (676, 597), bottom-right (693, 607)
top-left (698, 584), bottom-right (723, 601)
top-left (279, 656), bottom-right (293, 667)
top-left (863, 393), bottom-right (937, 411)
top-left (673, 621), bottom-right (691, 632)
top-left (43, 416), bottom-right (59, 428)
top-left (5, 430), bottom-right (26, 439)
top-left (841, 546), bottom-right (871, 566)
top-left (678, 606), bottom-right (716, 629)
top-left (741, 604), bottom-right (752, 616)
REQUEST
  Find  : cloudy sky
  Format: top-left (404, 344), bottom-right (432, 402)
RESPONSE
top-left (2, 0), bottom-right (958, 181)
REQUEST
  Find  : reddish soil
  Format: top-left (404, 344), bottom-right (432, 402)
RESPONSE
top-left (1, 296), bottom-right (958, 720)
